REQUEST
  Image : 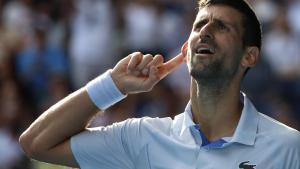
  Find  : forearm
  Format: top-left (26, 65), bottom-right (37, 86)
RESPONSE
top-left (19, 51), bottom-right (184, 166)
top-left (19, 70), bottom-right (126, 166)
top-left (20, 87), bottom-right (99, 156)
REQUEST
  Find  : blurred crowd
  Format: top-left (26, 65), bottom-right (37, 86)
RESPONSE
top-left (0, 0), bottom-right (299, 168)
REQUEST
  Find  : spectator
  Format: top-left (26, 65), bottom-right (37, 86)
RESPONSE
top-left (15, 22), bottom-right (69, 112)
top-left (123, 0), bottom-right (160, 53)
top-left (69, 0), bottom-right (118, 89)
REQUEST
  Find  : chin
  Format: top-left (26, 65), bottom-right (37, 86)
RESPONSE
top-left (190, 67), bottom-right (210, 80)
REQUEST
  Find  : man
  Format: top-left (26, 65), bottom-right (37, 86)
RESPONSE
top-left (20, 0), bottom-right (300, 168)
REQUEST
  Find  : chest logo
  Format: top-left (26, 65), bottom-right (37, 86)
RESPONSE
top-left (239, 161), bottom-right (256, 169)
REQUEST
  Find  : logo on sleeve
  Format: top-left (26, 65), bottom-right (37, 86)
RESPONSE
top-left (239, 161), bottom-right (256, 169)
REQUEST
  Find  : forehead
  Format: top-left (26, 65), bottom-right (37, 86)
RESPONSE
top-left (195, 5), bottom-right (244, 25)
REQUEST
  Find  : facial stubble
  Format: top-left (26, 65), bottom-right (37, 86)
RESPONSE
top-left (189, 52), bottom-right (242, 91)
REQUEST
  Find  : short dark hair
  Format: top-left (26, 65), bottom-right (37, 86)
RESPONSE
top-left (198, 0), bottom-right (262, 50)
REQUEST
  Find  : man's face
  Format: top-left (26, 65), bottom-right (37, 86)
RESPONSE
top-left (187, 5), bottom-right (245, 82)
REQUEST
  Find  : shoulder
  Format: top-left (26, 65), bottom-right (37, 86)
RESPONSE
top-left (116, 116), bottom-right (173, 136)
top-left (85, 116), bottom-right (173, 139)
top-left (111, 117), bottom-right (174, 156)
top-left (257, 112), bottom-right (300, 146)
top-left (257, 115), bottom-right (300, 168)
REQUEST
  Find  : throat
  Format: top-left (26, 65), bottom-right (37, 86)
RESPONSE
top-left (190, 79), bottom-right (242, 141)
top-left (191, 104), bottom-right (242, 141)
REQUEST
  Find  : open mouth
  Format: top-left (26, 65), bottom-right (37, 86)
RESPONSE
top-left (196, 47), bottom-right (215, 55)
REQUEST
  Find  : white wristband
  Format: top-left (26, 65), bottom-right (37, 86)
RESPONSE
top-left (86, 70), bottom-right (126, 110)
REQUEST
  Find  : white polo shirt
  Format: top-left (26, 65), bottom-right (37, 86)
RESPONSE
top-left (71, 94), bottom-right (300, 169)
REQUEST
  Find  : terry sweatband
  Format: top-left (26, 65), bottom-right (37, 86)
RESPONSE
top-left (86, 70), bottom-right (126, 110)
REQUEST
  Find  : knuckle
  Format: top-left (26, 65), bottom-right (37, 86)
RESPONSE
top-left (144, 54), bottom-right (154, 61)
top-left (137, 54), bottom-right (153, 70)
top-left (133, 51), bottom-right (142, 55)
top-left (132, 54), bottom-right (141, 59)
top-left (144, 54), bottom-right (153, 57)
top-left (155, 55), bottom-right (164, 63)
top-left (158, 55), bottom-right (164, 61)
top-left (136, 52), bottom-right (143, 57)
top-left (131, 52), bottom-right (143, 59)
top-left (151, 55), bottom-right (163, 65)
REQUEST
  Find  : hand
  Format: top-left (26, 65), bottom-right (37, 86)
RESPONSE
top-left (111, 51), bottom-right (185, 95)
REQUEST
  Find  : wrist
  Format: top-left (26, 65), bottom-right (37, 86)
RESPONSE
top-left (86, 70), bottom-right (127, 110)
top-left (111, 69), bottom-right (127, 95)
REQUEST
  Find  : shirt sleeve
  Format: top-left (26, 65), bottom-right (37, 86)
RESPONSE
top-left (280, 130), bottom-right (300, 168)
top-left (70, 119), bottom-right (142, 169)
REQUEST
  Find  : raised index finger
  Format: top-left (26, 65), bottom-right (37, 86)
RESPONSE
top-left (158, 52), bottom-right (185, 77)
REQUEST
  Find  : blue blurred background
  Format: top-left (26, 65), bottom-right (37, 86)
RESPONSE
top-left (0, 0), bottom-right (299, 168)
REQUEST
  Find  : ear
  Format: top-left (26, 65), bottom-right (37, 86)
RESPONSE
top-left (241, 46), bottom-right (259, 68)
top-left (181, 41), bottom-right (188, 61)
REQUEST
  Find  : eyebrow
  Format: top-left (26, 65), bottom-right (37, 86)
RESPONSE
top-left (194, 15), bottom-right (241, 33)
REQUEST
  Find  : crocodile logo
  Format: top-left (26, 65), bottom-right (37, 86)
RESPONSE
top-left (239, 161), bottom-right (256, 169)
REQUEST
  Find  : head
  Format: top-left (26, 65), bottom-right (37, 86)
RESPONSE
top-left (184, 0), bottom-right (261, 88)
top-left (198, 0), bottom-right (261, 50)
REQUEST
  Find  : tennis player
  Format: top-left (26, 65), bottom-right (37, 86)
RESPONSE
top-left (20, 0), bottom-right (300, 168)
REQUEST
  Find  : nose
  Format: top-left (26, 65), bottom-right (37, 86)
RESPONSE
top-left (199, 22), bottom-right (214, 41)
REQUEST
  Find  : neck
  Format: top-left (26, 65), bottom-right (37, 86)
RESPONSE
top-left (190, 77), bottom-right (242, 141)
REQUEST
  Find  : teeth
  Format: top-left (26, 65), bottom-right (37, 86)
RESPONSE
top-left (197, 48), bottom-right (214, 54)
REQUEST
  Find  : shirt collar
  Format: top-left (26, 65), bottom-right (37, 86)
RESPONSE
top-left (181, 101), bottom-right (195, 136)
top-left (230, 92), bottom-right (259, 146)
top-left (172, 101), bottom-right (195, 143)
top-left (173, 92), bottom-right (259, 146)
